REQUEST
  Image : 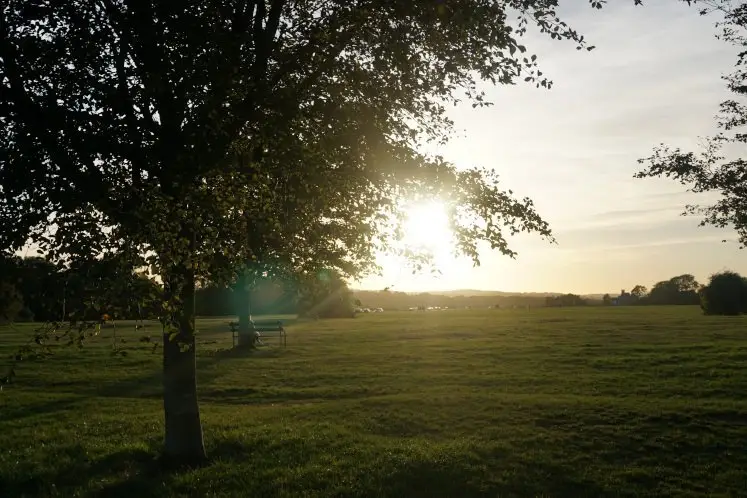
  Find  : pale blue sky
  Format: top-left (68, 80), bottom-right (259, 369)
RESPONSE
top-left (358, 1), bottom-right (744, 294)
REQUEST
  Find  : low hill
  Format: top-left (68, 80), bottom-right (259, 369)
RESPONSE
top-left (351, 289), bottom-right (605, 310)
top-left (353, 289), bottom-right (603, 310)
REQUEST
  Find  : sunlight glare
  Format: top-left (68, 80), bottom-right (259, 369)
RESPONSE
top-left (403, 201), bottom-right (454, 253)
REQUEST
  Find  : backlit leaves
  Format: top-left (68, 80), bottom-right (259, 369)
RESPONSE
top-left (636, 0), bottom-right (747, 248)
top-left (1, 0), bottom-right (631, 340)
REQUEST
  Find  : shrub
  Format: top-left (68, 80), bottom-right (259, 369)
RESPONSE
top-left (700, 271), bottom-right (747, 316)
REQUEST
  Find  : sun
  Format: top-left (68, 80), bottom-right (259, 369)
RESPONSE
top-left (402, 200), bottom-right (454, 253)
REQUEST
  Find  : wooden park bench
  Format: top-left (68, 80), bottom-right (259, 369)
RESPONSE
top-left (229, 320), bottom-right (286, 348)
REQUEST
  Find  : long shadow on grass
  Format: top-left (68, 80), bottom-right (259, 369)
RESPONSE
top-left (2, 446), bottom-right (169, 498)
top-left (2, 439), bottom-right (269, 497)
top-left (379, 451), bottom-right (609, 498)
top-left (207, 438), bottom-right (610, 498)
top-left (2, 396), bottom-right (83, 423)
top-left (88, 349), bottom-right (268, 400)
top-left (201, 345), bottom-right (285, 362)
top-left (2, 437), bottom-right (612, 498)
top-left (5, 348), bottom-right (286, 425)
top-left (211, 438), bottom-right (609, 497)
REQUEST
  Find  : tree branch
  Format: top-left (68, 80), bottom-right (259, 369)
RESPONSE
top-left (126, 0), bottom-right (182, 178)
top-left (100, 0), bottom-right (146, 188)
top-left (266, 0), bottom-right (285, 46)
top-left (0, 23), bottom-right (103, 194)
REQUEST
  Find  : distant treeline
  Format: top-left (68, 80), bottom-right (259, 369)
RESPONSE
top-left (604, 271), bottom-right (747, 316)
top-left (603, 274), bottom-right (701, 307)
top-left (352, 290), bottom-right (579, 310)
top-left (194, 282), bottom-right (297, 317)
top-left (0, 255), bottom-right (352, 322)
top-left (0, 255), bottom-right (162, 322)
top-left (3, 254), bottom-right (745, 321)
top-left (353, 274), bottom-right (723, 310)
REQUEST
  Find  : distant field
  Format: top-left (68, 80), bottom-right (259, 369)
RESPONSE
top-left (2, 306), bottom-right (747, 497)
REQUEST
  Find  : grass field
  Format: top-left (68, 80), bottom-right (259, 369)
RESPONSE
top-left (2, 306), bottom-right (747, 497)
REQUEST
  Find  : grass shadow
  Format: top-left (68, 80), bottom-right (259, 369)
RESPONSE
top-left (382, 455), bottom-right (610, 498)
top-left (93, 369), bottom-right (164, 399)
top-left (91, 352), bottom-right (239, 400)
top-left (4, 439), bottom-right (260, 498)
top-left (2, 396), bottom-right (83, 422)
top-left (91, 451), bottom-right (212, 498)
top-left (3, 446), bottom-right (170, 498)
top-left (379, 458), bottom-right (488, 497)
top-left (200, 345), bottom-right (286, 365)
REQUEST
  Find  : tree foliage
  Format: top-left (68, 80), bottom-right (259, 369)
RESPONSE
top-left (0, 0), bottom-right (589, 278)
top-left (636, 1), bottom-right (747, 246)
top-left (700, 270), bottom-right (747, 315)
top-left (647, 274), bottom-right (701, 305)
top-left (630, 285), bottom-right (648, 299)
top-left (544, 293), bottom-right (586, 307)
top-left (1, 0), bottom-right (644, 460)
top-left (195, 281), bottom-right (296, 316)
top-left (0, 281), bottom-right (24, 323)
top-left (298, 269), bottom-right (356, 318)
top-left (0, 254), bottom-right (162, 322)
top-left (0, 255), bottom-right (62, 322)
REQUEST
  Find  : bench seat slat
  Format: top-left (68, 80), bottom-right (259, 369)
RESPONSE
top-left (228, 320), bottom-right (286, 347)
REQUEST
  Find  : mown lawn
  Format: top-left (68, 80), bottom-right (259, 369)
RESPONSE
top-left (2, 306), bottom-right (747, 497)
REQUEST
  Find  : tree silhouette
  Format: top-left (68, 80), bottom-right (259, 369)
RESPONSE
top-left (2, 1), bottom-right (641, 461)
top-left (700, 270), bottom-right (747, 315)
top-left (630, 285), bottom-right (648, 300)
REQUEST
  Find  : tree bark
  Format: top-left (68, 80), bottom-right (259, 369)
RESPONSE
top-left (162, 265), bottom-right (206, 463)
top-left (234, 270), bottom-right (255, 347)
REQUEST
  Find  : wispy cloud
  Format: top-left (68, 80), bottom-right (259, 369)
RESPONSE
top-left (360, 2), bottom-right (747, 293)
top-left (588, 206), bottom-right (685, 222)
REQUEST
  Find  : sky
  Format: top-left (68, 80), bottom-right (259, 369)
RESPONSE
top-left (356, 1), bottom-right (744, 295)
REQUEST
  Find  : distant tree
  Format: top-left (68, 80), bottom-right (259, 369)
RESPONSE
top-left (602, 293), bottom-right (612, 306)
top-left (637, 2), bottom-right (747, 247)
top-left (700, 271), bottom-right (747, 315)
top-left (670, 274), bottom-right (700, 294)
top-left (615, 289), bottom-right (635, 306)
top-left (196, 278), bottom-right (297, 318)
top-left (545, 293), bottom-right (586, 307)
top-left (630, 285), bottom-right (648, 300)
top-left (194, 286), bottom-right (231, 317)
top-left (0, 253), bottom-right (160, 322)
top-left (129, 273), bottom-right (164, 320)
top-left (298, 270), bottom-right (355, 319)
top-left (63, 254), bottom-right (162, 322)
top-left (0, 281), bottom-right (24, 323)
top-left (647, 275), bottom-right (700, 305)
top-left (4, 256), bottom-right (63, 322)
top-left (648, 281), bottom-right (673, 305)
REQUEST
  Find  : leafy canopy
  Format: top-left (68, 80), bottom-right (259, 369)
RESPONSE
top-left (0, 1), bottom-right (632, 288)
top-left (700, 270), bottom-right (747, 315)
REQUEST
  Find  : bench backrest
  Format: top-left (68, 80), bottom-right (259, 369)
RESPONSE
top-left (253, 321), bottom-right (284, 332)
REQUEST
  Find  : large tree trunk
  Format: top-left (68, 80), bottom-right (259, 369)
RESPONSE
top-left (162, 266), bottom-right (206, 463)
top-left (234, 271), bottom-right (255, 348)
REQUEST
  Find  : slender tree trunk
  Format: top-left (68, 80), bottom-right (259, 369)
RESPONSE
top-left (235, 270), bottom-right (254, 347)
top-left (162, 265), bottom-right (206, 463)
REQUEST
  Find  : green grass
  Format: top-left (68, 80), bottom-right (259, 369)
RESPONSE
top-left (2, 306), bottom-right (747, 497)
